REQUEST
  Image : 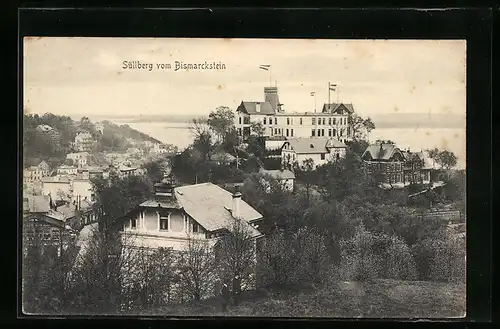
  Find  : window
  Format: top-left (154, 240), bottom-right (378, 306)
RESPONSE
top-left (322, 129), bottom-right (325, 136)
top-left (300, 118), bottom-right (303, 125)
top-left (263, 117), bottom-right (267, 125)
top-left (333, 118), bottom-right (336, 125)
top-left (287, 118), bottom-right (290, 125)
top-left (286, 129), bottom-right (289, 137)
top-left (291, 129), bottom-right (294, 137)
top-left (312, 129), bottom-right (316, 137)
top-left (274, 128), bottom-right (278, 135)
top-left (328, 118), bottom-right (332, 125)
top-left (131, 218), bottom-right (137, 229)
top-left (321, 154), bottom-right (325, 160)
top-left (192, 222), bottom-right (199, 233)
top-left (312, 118), bottom-right (316, 125)
top-left (274, 118), bottom-right (277, 125)
top-left (239, 117), bottom-right (242, 125)
top-left (323, 118), bottom-right (326, 125)
top-left (328, 129), bottom-right (332, 137)
top-left (160, 215), bottom-right (169, 230)
top-left (318, 118), bottom-right (321, 125)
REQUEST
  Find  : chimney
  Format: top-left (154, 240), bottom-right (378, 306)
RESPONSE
top-left (264, 86), bottom-right (280, 111)
top-left (232, 185), bottom-right (242, 219)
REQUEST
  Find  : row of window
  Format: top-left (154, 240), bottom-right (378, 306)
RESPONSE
top-left (130, 214), bottom-right (200, 233)
top-left (311, 128), bottom-right (343, 137)
top-left (367, 162), bottom-right (404, 172)
top-left (239, 116), bottom-right (348, 126)
top-left (271, 128), bottom-right (294, 137)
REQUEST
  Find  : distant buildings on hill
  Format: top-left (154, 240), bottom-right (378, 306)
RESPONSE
top-left (73, 131), bottom-right (95, 152)
top-left (35, 124), bottom-right (61, 148)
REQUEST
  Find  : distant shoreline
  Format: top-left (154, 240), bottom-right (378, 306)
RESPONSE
top-left (86, 113), bottom-right (466, 129)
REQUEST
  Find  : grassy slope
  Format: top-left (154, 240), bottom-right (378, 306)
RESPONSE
top-left (137, 280), bottom-right (465, 318)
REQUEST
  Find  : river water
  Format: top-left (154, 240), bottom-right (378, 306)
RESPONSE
top-left (102, 118), bottom-right (466, 169)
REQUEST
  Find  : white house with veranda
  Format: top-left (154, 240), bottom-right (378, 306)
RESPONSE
top-left (121, 180), bottom-right (264, 252)
top-left (281, 137), bottom-right (347, 168)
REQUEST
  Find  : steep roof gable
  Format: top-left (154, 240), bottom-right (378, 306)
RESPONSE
top-left (238, 101), bottom-right (275, 115)
top-left (322, 103), bottom-right (355, 114)
top-left (362, 143), bottom-right (403, 161)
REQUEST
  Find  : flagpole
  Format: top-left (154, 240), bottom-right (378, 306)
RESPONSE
top-left (269, 66), bottom-right (272, 87)
top-left (315, 93), bottom-right (317, 113)
top-left (328, 82), bottom-right (331, 108)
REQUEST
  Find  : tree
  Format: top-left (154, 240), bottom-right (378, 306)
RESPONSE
top-left (122, 246), bottom-right (176, 308)
top-left (207, 106), bottom-right (235, 142)
top-left (436, 150), bottom-right (458, 170)
top-left (427, 148), bottom-right (440, 169)
top-left (189, 116), bottom-right (210, 136)
top-left (345, 139), bottom-right (370, 156)
top-left (143, 160), bottom-right (165, 183)
top-left (349, 114), bottom-right (376, 140)
top-left (292, 158), bottom-right (316, 206)
top-left (215, 217), bottom-right (257, 306)
top-left (250, 121), bottom-right (266, 137)
top-left (177, 237), bottom-right (216, 301)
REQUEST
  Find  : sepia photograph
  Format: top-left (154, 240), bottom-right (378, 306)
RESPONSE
top-left (22, 37), bottom-right (466, 318)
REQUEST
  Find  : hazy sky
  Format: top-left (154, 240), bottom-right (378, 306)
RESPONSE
top-left (24, 38), bottom-right (466, 118)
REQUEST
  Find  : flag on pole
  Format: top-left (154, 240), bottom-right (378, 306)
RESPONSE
top-left (329, 83), bottom-right (337, 91)
top-left (259, 65), bottom-right (271, 71)
top-left (310, 92), bottom-right (316, 96)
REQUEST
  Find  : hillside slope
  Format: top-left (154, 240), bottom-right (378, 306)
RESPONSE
top-left (132, 279), bottom-right (465, 318)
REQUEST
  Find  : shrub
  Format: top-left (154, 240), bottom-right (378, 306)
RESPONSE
top-left (412, 234), bottom-right (466, 282)
top-left (258, 232), bottom-right (301, 286)
top-left (338, 225), bottom-right (384, 281)
top-left (338, 226), bottom-right (418, 281)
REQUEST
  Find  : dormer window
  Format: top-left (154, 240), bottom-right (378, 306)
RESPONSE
top-left (310, 144), bottom-right (314, 148)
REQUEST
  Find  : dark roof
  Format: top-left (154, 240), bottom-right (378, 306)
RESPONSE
top-left (406, 151), bottom-right (435, 169)
top-left (237, 101), bottom-right (276, 115)
top-left (362, 143), bottom-right (403, 161)
top-left (322, 103), bottom-right (355, 114)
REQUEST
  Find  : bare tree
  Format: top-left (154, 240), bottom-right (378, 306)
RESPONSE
top-left (215, 217), bottom-right (257, 307)
top-left (188, 117), bottom-right (211, 140)
top-left (177, 237), bottom-right (216, 301)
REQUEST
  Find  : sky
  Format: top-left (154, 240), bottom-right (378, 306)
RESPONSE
top-left (23, 38), bottom-right (466, 119)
